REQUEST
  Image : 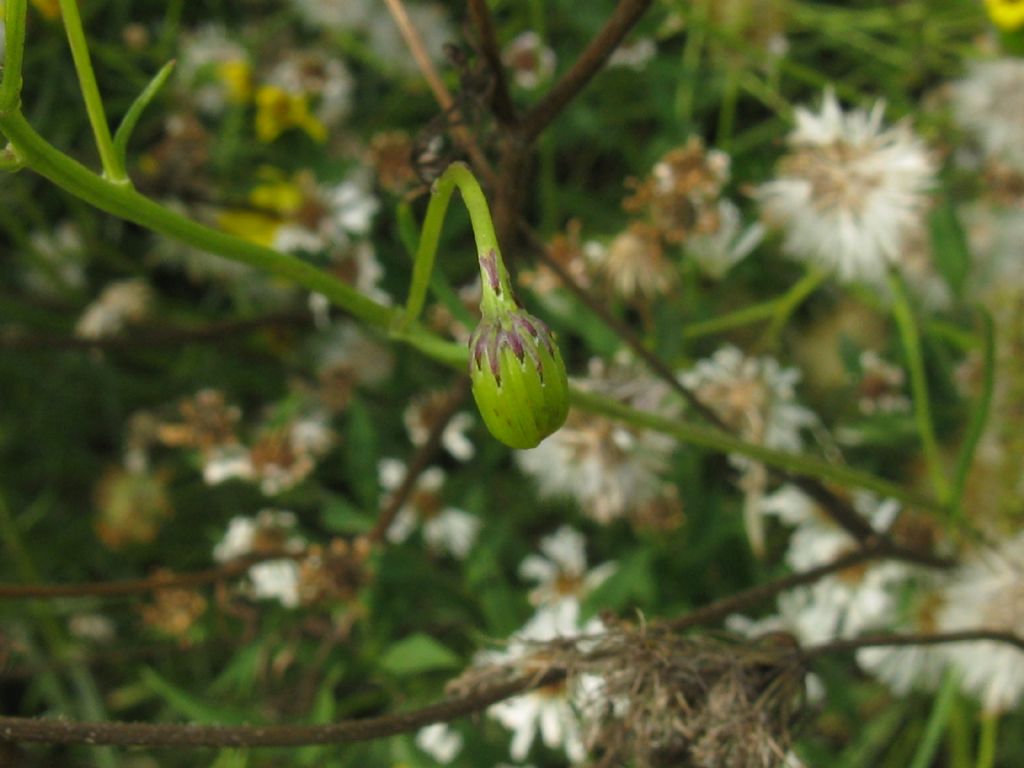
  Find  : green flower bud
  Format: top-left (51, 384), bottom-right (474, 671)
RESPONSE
top-left (468, 249), bottom-right (569, 449)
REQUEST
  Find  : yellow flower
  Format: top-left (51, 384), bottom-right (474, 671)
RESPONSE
top-left (216, 209), bottom-right (282, 248)
top-left (254, 85), bottom-right (327, 143)
top-left (216, 59), bottom-right (252, 104)
top-left (986, 0), bottom-right (1024, 31)
top-left (249, 172), bottom-right (305, 216)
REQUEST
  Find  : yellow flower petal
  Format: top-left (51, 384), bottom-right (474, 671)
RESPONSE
top-left (986, 0), bottom-right (1024, 31)
top-left (216, 209), bottom-right (282, 248)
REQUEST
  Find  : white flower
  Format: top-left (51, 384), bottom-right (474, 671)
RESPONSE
top-left (685, 199), bottom-right (765, 279)
top-left (265, 50), bottom-right (354, 128)
top-left (681, 345), bottom-right (817, 552)
top-left (364, 2), bottom-right (454, 75)
top-left (519, 526), bottom-right (616, 607)
top-left (314, 321), bottom-right (395, 388)
top-left (415, 723), bottom-right (463, 763)
top-left (952, 58), bottom-right (1024, 174)
top-left (68, 613), bottom-right (116, 643)
top-left (608, 38), bottom-right (657, 70)
top-left (962, 202), bottom-right (1024, 296)
top-left (856, 350), bottom-right (910, 415)
top-left (736, 490), bottom-right (910, 646)
top-left (938, 533), bottom-right (1024, 713)
top-left (203, 445), bottom-right (255, 485)
top-left (379, 459), bottom-right (480, 559)
top-left (213, 510), bottom-right (305, 608)
top-left (248, 560), bottom-right (301, 608)
top-left (503, 31), bottom-right (557, 90)
top-left (213, 509), bottom-right (302, 562)
top-left (23, 221), bottom-right (86, 297)
top-left (75, 279), bottom-right (152, 339)
top-left (680, 346), bottom-right (816, 456)
top-left (485, 601), bottom-right (603, 764)
top-left (403, 390), bottom-right (476, 462)
top-left (177, 25), bottom-right (249, 115)
top-left (756, 88), bottom-right (936, 284)
top-left (516, 357), bottom-right (680, 524)
top-left (291, 0), bottom-right (374, 31)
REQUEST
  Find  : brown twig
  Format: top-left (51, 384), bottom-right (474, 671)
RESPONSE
top-left (0, 312), bottom-right (309, 352)
top-left (517, 0), bottom-right (654, 143)
top-left (0, 672), bottom-right (549, 748)
top-left (368, 377), bottom-right (471, 544)
top-left (664, 543), bottom-right (954, 633)
top-left (382, 0), bottom-right (497, 187)
top-left (801, 629), bottom-right (1024, 661)
top-left (467, 0), bottom-right (518, 126)
top-left (0, 553), bottom-right (299, 600)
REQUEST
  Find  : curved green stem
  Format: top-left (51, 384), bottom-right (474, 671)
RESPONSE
top-left (760, 267), bottom-right (826, 348)
top-left (683, 297), bottom-right (781, 339)
top-left (57, 0), bottom-right (127, 184)
top-left (403, 162), bottom-right (500, 326)
top-left (0, 111), bottom-right (393, 328)
top-left (888, 271), bottom-right (950, 503)
top-left (0, 1), bottom-right (27, 113)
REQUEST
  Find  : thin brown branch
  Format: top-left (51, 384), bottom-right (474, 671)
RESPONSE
top-left (467, 0), bottom-right (518, 126)
top-left (801, 629), bottom-right (1024, 661)
top-left (0, 672), bottom-right (550, 748)
top-left (0, 553), bottom-right (298, 600)
top-left (368, 377), bottom-right (471, 543)
top-left (518, 0), bottom-right (654, 142)
top-left (381, 0), bottom-right (497, 186)
top-left (0, 312), bottom-right (309, 352)
top-left (664, 543), bottom-right (954, 633)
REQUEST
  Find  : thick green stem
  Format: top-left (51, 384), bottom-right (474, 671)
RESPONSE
top-left (570, 386), bottom-right (945, 514)
top-left (0, 113), bottom-right (945, 522)
top-left (0, 112), bottom-right (389, 325)
top-left (888, 271), bottom-right (950, 503)
top-left (0, 0), bottom-right (27, 113)
top-left (403, 162), bottom-right (502, 326)
top-left (57, 0), bottom-right (127, 183)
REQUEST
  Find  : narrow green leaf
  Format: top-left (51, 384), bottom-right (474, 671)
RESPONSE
top-left (141, 667), bottom-right (248, 724)
top-left (380, 633), bottom-right (461, 676)
top-left (908, 669), bottom-right (960, 768)
top-left (950, 307), bottom-right (995, 514)
top-left (343, 399), bottom-right (379, 510)
top-left (113, 59), bottom-right (177, 169)
top-left (929, 199), bottom-right (971, 298)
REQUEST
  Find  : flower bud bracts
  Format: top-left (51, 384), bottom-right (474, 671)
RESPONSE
top-left (468, 250), bottom-right (569, 449)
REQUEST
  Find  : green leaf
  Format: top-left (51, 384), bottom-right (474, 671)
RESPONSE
top-left (343, 399), bottom-right (379, 510)
top-left (113, 60), bottom-right (176, 169)
top-left (141, 667), bottom-right (248, 724)
top-left (209, 750), bottom-right (248, 768)
top-left (323, 496), bottom-right (375, 534)
top-left (928, 199), bottom-right (971, 298)
top-left (380, 633), bottom-right (461, 676)
top-left (583, 548), bottom-right (655, 615)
